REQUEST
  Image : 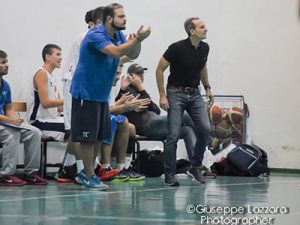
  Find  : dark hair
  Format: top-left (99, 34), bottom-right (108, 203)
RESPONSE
top-left (42, 44), bottom-right (61, 62)
top-left (102, 3), bottom-right (123, 23)
top-left (0, 50), bottom-right (7, 59)
top-left (184, 17), bottom-right (199, 36)
top-left (92, 6), bottom-right (105, 24)
top-left (85, 9), bottom-right (94, 24)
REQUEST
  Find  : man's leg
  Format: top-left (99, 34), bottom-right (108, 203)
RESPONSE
top-left (96, 141), bottom-right (120, 181)
top-left (20, 124), bottom-right (48, 185)
top-left (186, 92), bottom-right (211, 183)
top-left (180, 125), bottom-right (196, 162)
top-left (81, 142), bottom-right (95, 177)
top-left (101, 143), bottom-right (113, 166)
top-left (0, 126), bottom-right (20, 176)
top-left (21, 124), bottom-right (41, 173)
top-left (124, 123), bottom-right (136, 169)
top-left (164, 88), bottom-right (186, 186)
top-left (112, 119), bottom-right (129, 169)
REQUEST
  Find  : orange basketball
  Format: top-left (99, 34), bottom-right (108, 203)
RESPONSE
top-left (224, 107), bottom-right (243, 125)
top-left (208, 105), bottom-right (223, 125)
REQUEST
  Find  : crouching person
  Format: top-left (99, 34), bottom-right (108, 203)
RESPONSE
top-left (0, 50), bottom-right (48, 186)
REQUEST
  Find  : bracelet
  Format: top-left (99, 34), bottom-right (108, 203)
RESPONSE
top-left (136, 36), bottom-right (142, 42)
top-left (204, 84), bottom-right (211, 90)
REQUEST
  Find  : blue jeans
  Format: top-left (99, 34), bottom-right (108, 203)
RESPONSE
top-left (164, 87), bottom-right (211, 175)
top-left (141, 112), bottom-right (196, 161)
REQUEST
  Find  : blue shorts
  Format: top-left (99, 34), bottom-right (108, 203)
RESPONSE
top-left (71, 98), bottom-right (111, 142)
top-left (102, 114), bottom-right (127, 144)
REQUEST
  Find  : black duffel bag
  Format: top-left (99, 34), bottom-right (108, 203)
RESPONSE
top-left (226, 143), bottom-right (269, 176)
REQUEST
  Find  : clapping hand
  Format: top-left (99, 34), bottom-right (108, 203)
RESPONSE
top-left (136, 26), bottom-right (151, 42)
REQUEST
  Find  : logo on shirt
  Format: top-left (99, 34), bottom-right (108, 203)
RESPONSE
top-left (82, 132), bottom-right (90, 138)
top-left (1, 90), bottom-right (7, 96)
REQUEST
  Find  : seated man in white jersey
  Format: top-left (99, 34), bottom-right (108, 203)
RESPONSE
top-left (27, 44), bottom-right (75, 158)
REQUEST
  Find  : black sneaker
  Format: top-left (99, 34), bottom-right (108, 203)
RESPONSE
top-left (201, 166), bottom-right (217, 179)
top-left (164, 174), bottom-right (180, 186)
top-left (111, 169), bottom-right (129, 182)
top-left (123, 167), bottom-right (145, 181)
top-left (56, 164), bottom-right (77, 183)
top-left (187, 167), bottom-right (205, 183)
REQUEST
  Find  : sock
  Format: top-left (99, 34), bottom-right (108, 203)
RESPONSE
top-left (76, 160), bottom-right (84, 173)
top-left (124, 155), bottom-right (132, 169)
top-left (94, 157), bottom-right (100, 169)
top-left (116, 163), bottom-right (125, 171)
top-left (110, 157), bottom-right (116, 168)
top-left (102, 164), bottom-right (110, 168)
top-left (64, 153), bottom-right (76, 166)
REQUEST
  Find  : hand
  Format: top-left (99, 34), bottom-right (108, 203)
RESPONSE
top-left (134, 98), bottom-right (151, 112)
top-left (120, 75), bottom-right (131, 90)
top-left (115, 92), bottom-right (133, 106)
top-left (123, 97), bottom-right (141, 112)
top-left (136, 26), bottom-right (151, 42)
top-left (11, 117), bottom-right (24, 126)
top-left (128, 74), bottom-right (144, 91)
top-left (206, 89), bottom-right (214, 105)
top-left (159, 95), bottom-right (169, 111)
top-left (127, 33), bottom-right (136, 41)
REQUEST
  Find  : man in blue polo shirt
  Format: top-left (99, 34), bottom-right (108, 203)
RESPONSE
top-left (156, 17), bottom-right (214, 186)
top-left (71, 3), bottom-right (151, 190)
top-left (0, 50), bottom-right (48, 186)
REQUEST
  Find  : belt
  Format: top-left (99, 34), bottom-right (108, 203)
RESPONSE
top-left (168, 86), bottom-right (198, 93)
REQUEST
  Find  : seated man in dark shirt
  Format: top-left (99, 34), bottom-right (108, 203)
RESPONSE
top-left (116, 63), bottom-right (197, 162)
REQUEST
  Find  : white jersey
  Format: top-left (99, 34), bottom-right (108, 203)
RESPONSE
top-left (61, 31), bottom-right (87, 81)
top-left (62, 31), bottom-right (87, 129)
top-left (27, 67), bottom-right (61, 122)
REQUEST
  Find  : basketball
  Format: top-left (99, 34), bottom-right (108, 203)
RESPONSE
top-left (208, 105), bottom-right (223, 125)
top-left (224, 107), bottom-right (243, 125)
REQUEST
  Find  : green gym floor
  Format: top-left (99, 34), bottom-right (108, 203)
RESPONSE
top-left (0, 173), bottom-right (299, 225)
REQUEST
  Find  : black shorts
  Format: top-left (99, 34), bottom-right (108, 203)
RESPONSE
top-left (71, 98), bottom-right (111, 142)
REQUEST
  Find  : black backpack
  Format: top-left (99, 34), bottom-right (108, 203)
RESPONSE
top-left (138, 150), bottom-right (164, 177)
top-left (226, 143), bottom-right (269, 176)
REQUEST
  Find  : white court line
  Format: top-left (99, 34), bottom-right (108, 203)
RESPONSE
top-left (0, 179), bottom-right (299, 203)
top-left (0, 214), bottom-right (203, 224)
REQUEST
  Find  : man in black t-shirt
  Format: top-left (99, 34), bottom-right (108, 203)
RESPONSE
top-left (156, 17), bottom-right (214, 186)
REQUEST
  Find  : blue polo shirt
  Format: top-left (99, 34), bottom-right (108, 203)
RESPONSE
top-left (71, 24), bottom-right (126, 102)
top-left (0, 79), bottom-right (12, 115)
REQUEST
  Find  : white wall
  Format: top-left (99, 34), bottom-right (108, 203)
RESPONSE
top-left (1, 0), bottom-right (300, 169)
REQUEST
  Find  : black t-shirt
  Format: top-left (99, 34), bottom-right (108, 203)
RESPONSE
top-left (163, 38), bottom-right (209, 87)
top-left (115, 85), bottom-right (161, 134)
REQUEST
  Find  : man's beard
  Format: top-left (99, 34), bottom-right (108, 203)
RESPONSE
top-left (112, 20), bottom-right (126, 31)
top-left (0, 70), bottom-right (8, 76)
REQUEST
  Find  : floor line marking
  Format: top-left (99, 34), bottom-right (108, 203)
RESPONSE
top-left (0, 214), bottom-right (206, 223)
top-left (0, 179), bottom-right (299, 203)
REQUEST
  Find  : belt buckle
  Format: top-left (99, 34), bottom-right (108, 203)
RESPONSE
top-left (185, 87), bottom-right (195, 93)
